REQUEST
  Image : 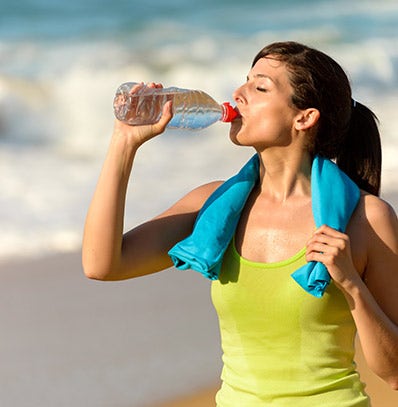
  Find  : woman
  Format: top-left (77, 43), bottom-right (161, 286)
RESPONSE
top-left (82, 42), bottom-right (398, 406)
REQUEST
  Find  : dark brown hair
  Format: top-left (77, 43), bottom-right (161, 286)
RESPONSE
top-left (253, 41), bottom-right (381, 196)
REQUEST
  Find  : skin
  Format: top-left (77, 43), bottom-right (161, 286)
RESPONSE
top-left (82, 58), bottom-right (398, 389)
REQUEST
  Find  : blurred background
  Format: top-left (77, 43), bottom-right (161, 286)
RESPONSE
top-left (0, 0), bottom-right (397, 406)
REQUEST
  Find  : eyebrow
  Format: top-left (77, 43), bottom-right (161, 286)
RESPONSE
top-left (247, 73), bottom-right (276, 83)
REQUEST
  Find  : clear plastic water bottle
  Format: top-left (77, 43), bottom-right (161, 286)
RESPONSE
top-left (113, 82), bottom-right (238, 130)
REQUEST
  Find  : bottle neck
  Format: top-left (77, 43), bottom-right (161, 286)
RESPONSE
top-left (221, 102), bottom-right (238, 122)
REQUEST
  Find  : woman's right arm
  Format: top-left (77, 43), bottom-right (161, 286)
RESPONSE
top-left (82, 100), bottom-right (221, 281)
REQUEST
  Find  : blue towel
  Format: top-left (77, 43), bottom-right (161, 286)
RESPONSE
top-left (168, 154), bottom-right (360, 297)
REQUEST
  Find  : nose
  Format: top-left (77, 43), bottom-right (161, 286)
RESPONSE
top-left (233, 83), bottom-right (246, 105)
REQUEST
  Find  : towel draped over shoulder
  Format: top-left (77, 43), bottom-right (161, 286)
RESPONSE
top-left (168, 155), bottom-right (360, 297)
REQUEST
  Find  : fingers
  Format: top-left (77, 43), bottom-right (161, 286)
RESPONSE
top-left (128, 82), bottom-right (164, 95)
top-left (307, 226), bottom-right (348, 250)
top-left (313, 224), bottom-right (344, 238)
top-left (114, 81), bottom-right (172, 144)
top-left (147, 82), bottom-right (164, 89)
top-left (306, 225), bottom-right (350, 263)
top-left (309, 232), bottom-right (346, 249)
top-left (305, 225), bottom-right (360, 290)
top-left (152, 100), bottom-right (173, 132)
top-left (129, 82), bottom-right (145, 94)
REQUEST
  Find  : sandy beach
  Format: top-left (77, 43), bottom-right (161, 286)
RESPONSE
top-left (0, 252), bottom-right (222, 407)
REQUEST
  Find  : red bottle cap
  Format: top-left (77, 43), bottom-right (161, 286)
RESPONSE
top-left (221, 102), bottom-right (239, 122)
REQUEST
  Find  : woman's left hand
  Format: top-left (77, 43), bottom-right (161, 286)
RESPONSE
top-left (305, 224), bottom-right (362, 291)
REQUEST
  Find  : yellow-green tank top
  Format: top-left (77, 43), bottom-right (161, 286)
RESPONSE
top-left (211, 242), bottom-right (370, 406)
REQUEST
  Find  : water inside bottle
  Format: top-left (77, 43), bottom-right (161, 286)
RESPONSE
top-left (168, 90), bottom-right (223, 129)
top-left (114, 90), bottom-right (174, 125)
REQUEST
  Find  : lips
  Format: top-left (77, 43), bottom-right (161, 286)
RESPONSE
top-left (233, 107), bottom-right (242, 120)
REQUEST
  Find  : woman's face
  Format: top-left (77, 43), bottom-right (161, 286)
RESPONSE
top-left (230, 57), bottom-right (299, 149)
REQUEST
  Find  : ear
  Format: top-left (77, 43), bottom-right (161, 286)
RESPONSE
top-left (294, 108), bottom-right (320, 131)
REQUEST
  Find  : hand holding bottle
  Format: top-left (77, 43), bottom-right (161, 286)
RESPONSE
top-left (113, 82), bottom-right (173, 147)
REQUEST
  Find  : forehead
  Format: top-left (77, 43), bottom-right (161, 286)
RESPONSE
top-left (250, 57), bottom-right (289, 84)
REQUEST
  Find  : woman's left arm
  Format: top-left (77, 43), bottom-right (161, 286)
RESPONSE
top-left (306, 195), bottom-right (398, 389)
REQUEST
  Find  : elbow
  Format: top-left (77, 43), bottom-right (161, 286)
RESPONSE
top-left (366, 360), bottom-right (398, 391)
top-left (82, 264), bottom-right (109, 281)
top-left (82, 253), bottom-right (117, 281)
top-left (387, 377), bottom-right (398, 391)
top-left (375, 370), bottom-right (398, 391)
top-left (83, 268), bottom-right (106, 281)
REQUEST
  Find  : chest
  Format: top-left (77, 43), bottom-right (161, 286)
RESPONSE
top-left (234, 193), bottom-right (366, 274)
top-left (235, 193), bottom-right (315, 263)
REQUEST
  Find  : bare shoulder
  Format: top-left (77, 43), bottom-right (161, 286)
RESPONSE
top-left (348, 191), bottom-right (398, 275)
top-left (352, 190), bottom-right (398, 275)
top-left (358, 192), bottom-right (398, 246)
top-left (362, 192), bottom-right (397, 218)
top-left (156, 180), bottom-right (223, 218)
top-left (183, 180), bottom-right (224, 205)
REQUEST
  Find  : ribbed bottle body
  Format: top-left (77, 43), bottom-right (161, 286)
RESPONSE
top-left (113, 82), bottom-right (225, 129)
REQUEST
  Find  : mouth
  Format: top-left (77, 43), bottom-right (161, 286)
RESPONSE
top-left (233, 107), bottom-right (242, 120)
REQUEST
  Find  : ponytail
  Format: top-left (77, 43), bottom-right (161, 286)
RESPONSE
top-left (336, 101), bottom-right (382, 196)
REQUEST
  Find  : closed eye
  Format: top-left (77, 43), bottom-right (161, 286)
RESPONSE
top-left (256, 87), bottom-right (268, 92)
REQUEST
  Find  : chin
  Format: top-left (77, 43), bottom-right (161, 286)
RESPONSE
top-left (229, 130), bottom-right (242, 146)
top-left (229, 121), bottom-right (244, 145)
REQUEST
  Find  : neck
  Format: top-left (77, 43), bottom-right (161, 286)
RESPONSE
top-left (256, 149), bottom-right (312, 202)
